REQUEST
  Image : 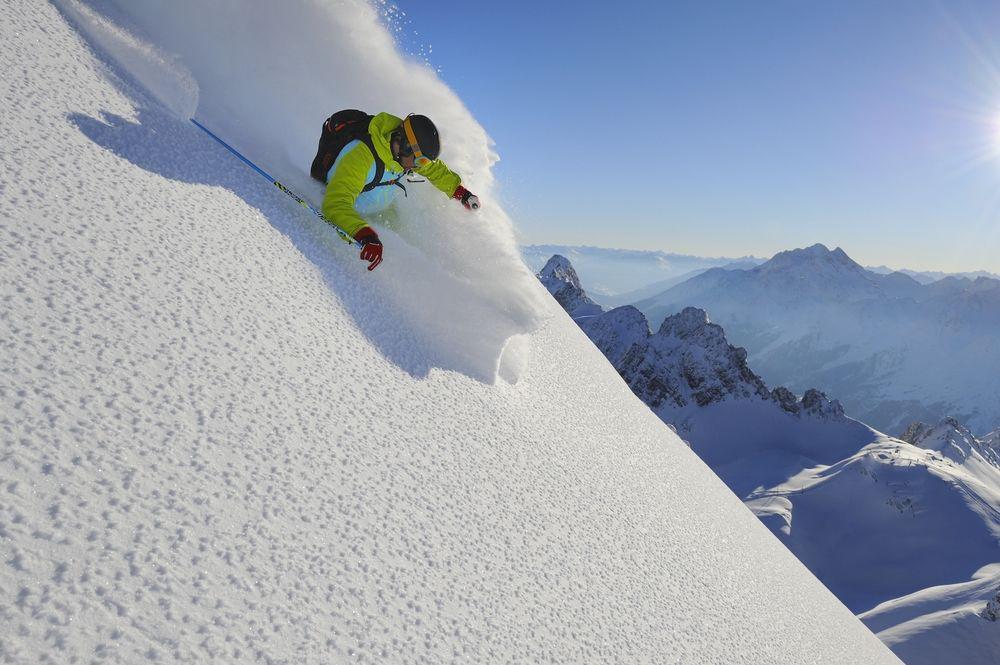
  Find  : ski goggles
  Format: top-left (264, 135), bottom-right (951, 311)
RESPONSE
top-left (400, 116), bottom-right (433, 168)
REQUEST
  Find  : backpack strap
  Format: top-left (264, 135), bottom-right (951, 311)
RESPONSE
top-left (359, 134), bottom-right (385, 193)
top-left (358, 133), bottom-right (412, 195)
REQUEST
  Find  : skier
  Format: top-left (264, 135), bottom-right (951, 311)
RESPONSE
top-left (310, 110), bottom-right (480, 271)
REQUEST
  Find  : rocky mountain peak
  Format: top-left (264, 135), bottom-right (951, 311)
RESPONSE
top-left (579, 305), bottom-right (650, 367)
top-left (656, 306), bottom-right (711, 338)
top-left (537, 255), bottom-right (603, 319)
top-left (757, 243), bottom-right (867, 276)
top-left (899, 422), bottom-right (930, 445)
top-left (538, 254), bottom-right (582, 291)
top-left (771, 386), bottom-right (800, 413)
top-left (800, 388), bottom-right (846, 420)
top-left (770, 386), bottom-right (846, 420)
top-left (901, 417), bottom-right (973, 448)
top-left (829, 246), bottom-right (854, 264)
top-left (609, 304), bottom-right (775, 411)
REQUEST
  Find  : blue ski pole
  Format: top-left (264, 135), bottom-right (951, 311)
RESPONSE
top-left (190, 118), bottom-right (360, 247)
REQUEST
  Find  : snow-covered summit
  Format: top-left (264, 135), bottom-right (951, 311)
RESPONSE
top-left (537, 254), bottom-right (603, 319)
top-left (539, 254), bottom-right (582, 289)
top-left (901, 417), bottom-right (977, 449)
top-left (656, 304), bottom-right (713, 336)
top-left (901, 418), bottom-right (1000, 467)
top-left (741, 243), bottom-right (898, 303)
top-left (761, 243), bottom-right (863, 273)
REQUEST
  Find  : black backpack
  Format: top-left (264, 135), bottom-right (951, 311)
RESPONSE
top-left (310, 110), bottom-right (397, 192)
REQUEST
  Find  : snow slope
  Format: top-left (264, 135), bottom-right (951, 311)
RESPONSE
top-left (860, 564), bottom-right (1000, 664)
top-left (744, 432), bottom-right (1000, 614)
top-left (0, 1), bottom-right (901, 662)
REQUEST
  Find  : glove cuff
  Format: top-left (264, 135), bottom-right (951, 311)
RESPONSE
top-left (354, 226), bottom-right (381, 245)
top-left (452, 185), bottom-right (471, 202)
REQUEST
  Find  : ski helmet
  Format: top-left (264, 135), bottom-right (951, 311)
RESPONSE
top-left (399, 114), bottom-right (440, 165)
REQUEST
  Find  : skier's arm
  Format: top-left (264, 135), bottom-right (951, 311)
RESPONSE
top-left (415, 159), bottom-right (462, 198)
top-left (322, 143), bottom-right (376, 239)
top-left (417, 159), bottom-right (480, 210)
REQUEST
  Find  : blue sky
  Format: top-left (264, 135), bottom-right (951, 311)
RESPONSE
top-left (387, 0), bottom-right (1000, 272)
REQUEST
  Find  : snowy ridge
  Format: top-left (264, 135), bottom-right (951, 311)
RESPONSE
top-left (0, 1), bottom-right (901, 662)
top-left (859, 564), bottom-right (1000, 665)
top-left (901, 417), bottom-right (1000, 467)
top-left (744, 429), bottom-right (1000, 613)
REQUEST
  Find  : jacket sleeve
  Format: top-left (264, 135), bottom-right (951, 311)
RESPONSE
top-left (321, 142), bottom-right (375, 239)
top-left (416, 159), bottom-right (462, 198)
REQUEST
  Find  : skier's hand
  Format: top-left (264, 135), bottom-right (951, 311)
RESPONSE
top-left (452, 185), bottom-right (480, 211)
top-left (354, 226), bottom-right (383, 271)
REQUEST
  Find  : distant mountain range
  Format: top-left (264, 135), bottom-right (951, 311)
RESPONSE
top-left (631, 243), bottom-right (1000, 435)
top-left (867, 265), bottom-right (1000, 285)
top-left (521, 243), bottom-right (1000, 304)
top-left (536, 254), bottom-right (1000, 664)
top-left (521, 244), bottom-right (763, 303)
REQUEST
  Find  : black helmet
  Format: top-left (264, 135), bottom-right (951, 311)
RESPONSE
top-left (399, 114), bottom-right (440, 163)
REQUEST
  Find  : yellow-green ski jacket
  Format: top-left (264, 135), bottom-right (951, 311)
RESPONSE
top-left (321, 112), bottom-right (463, 238)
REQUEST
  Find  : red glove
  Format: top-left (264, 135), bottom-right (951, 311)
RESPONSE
top-left (452, 185), bottom-right (480, 211)
top-left (354, 226), bottom-right (383, 271)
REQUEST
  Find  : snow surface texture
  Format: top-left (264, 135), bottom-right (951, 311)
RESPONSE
top-left (0, 1), bottom-right (902, 662)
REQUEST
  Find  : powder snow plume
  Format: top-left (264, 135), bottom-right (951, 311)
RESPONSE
top-left (57, 0), bottom-right (547, 382)
top-left (52, 0), bottom-right (200, 119)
